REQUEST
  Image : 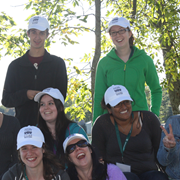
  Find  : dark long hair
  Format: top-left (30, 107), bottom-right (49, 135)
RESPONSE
top-left (37, 96), bottom-right (73, 165)
top-left (18, 144), bottom-right (64, 180)
top-left (67, 144), bottom-right (108, 180)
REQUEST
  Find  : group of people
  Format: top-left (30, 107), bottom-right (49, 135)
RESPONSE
top-left (0, 14), bottom-right (179, 180)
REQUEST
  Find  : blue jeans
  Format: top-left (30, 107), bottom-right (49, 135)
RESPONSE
top-left (124, 170), bottom-right (169, 180)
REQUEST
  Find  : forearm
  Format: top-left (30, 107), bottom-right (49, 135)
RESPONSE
top-left (2, 89), bottom-right (29, 107)
top-left (157, 144), bottom-right (177, 166)
top-left (56, 61), bottom-right (67, 99)
top-left (150, 87), bottom-right (162, 116)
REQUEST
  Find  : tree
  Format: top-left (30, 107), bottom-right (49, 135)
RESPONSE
top-left (145, 87), bottom-right (173, 123)
top-left (1, 0), bottom-right (180, 122)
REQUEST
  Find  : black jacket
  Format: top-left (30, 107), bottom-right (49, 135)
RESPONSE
top-left (2, 163), bottom-right (70, 180)
top-left (2, 49), bottom-right (67, 127)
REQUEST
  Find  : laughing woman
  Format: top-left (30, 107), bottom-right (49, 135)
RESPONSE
top-left (63, 133), bottom-right (127, 180)
top-left (2, 126), bottom-right (70, 180)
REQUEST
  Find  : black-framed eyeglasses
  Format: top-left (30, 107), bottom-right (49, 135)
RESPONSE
top-left (114, 100), bottom-right (131, 108)
top-left (66, 140), bottom-right (89, 154)
top-left (110, 29), bottom-right (129, 37)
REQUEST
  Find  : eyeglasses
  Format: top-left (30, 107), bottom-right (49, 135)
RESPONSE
top-left (66, 140), bottom-right (89, 154)
top-left (114, 100), bottom-right (131, 108)
top-left (110, 29), bottom-right (129, 37)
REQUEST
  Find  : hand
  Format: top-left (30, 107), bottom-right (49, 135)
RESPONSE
top-left (160, 124), bottom-right (176, 149)
top-left (27, 90), bottom-right (41, 100)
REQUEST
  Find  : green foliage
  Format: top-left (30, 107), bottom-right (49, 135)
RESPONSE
top-left (1, 0), bottom-right (180, 120)
top-left (65, 79), bottom-right (92, 121)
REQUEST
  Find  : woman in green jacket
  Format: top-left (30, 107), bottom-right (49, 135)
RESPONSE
top-left (93, 17), bottom-right (162, 124)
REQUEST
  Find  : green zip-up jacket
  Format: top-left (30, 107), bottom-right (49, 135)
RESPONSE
top-left (93, 46), bottom-right (162, 123)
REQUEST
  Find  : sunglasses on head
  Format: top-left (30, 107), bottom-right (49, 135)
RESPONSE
top-left (66, 140), bottom-right (89, 154)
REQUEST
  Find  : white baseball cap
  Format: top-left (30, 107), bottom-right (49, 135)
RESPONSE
top-left (107, 17), bottom-right (131, 33)
top-left (63, 133), bottom-right (88, 153)
top-left (34, 87), bottom-right (64, 105)
top-left (17, 126), bottom-right (45, 150)
top-left (28, 15), bottom-right (50, 31)
top-left (104, 85), bottom-right (133, 107)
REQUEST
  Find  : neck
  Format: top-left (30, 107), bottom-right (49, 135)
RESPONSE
top-left (25, 163), bottom-right (44, 180)
top-left (46, 122), bottom-right (56, 140)
top-left (116, 46), bottom-right (131, 63)
top-left (111, 112), bottom-right (133, 132)
top-left (114, 116), bottom-right (132, 126)
top-left (76, 163), bottom-right (93, 180)
top-left (29, 48), bottom-right (45, 57)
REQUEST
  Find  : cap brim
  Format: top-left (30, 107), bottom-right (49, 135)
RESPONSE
top-left (34, 92), bottom-right (47, 102)
top-left (107, 24), bottom-right (128, 33)
top-left (109, 96), bottom-right (133, 107)
top-left (17, 140), bottom-right (43, 150)
top-left (28, 25), bottom-right (48, 31)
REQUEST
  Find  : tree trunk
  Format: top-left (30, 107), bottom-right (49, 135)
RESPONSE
top-left (91, 0), bottom-right (101, 119)
top-left (162, 49), bottom-right (180, 115)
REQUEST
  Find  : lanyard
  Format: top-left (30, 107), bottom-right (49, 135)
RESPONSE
top-left (24, 167), bottom-right (29, 180)
top-left (114, 119), bottom-right (133, 163)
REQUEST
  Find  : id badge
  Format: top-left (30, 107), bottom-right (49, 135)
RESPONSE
top-left (116, 162), bottom-right (131, 172)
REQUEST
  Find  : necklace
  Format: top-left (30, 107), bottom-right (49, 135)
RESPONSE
top-left (118, 121), bottom-right (131, 132)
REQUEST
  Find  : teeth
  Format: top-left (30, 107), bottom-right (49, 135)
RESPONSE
top-left (120, 110), bottom-right (127, 114)
top-left (28, 158), bottom-right (35, 161)
top-left (45, 112), bottom-right (51, 114)
top-left (77, 153), bottom-right (85, 158)
top-left (118, 39), bottom-right (122, 42)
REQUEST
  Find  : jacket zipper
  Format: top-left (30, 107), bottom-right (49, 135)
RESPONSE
top-left (34, 63), bottom-right (38, 88)
top-left (124, 64), bottom-right (126, 86)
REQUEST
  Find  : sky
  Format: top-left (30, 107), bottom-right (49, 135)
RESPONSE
top-left (0, 0), bottom-right (95, 104)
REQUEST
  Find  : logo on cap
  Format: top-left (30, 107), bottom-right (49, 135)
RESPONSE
top-left (24, 127), bottom-right (32, 138)
top-left (113, 86), bottom-right (123, 95)
top-left (111, 17), bottom-right (118, 24)
top-left (44, 88), bottom-right (51, 92)
top-left (32, 17), bottom-right (39, 24)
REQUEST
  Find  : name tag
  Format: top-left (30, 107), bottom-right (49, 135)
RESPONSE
top-left (116, 162), bottom-right (131, 172)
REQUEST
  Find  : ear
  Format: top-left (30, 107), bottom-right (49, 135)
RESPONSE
top-left (107, 107), bottom-right (112, 114)
top-left (46, 33), bottom-right (49, 39)
top-left (60, 105), bottom-right (64, 112)
top-left (109, 33), bottom-right (112, 40)
top-left (27, 31), bottom-right (30, 38)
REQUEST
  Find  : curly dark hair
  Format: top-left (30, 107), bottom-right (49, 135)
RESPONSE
top-left (18, 144), bottom-right (64, 180)
top-left (66, 143), bottom-right (108, 180)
